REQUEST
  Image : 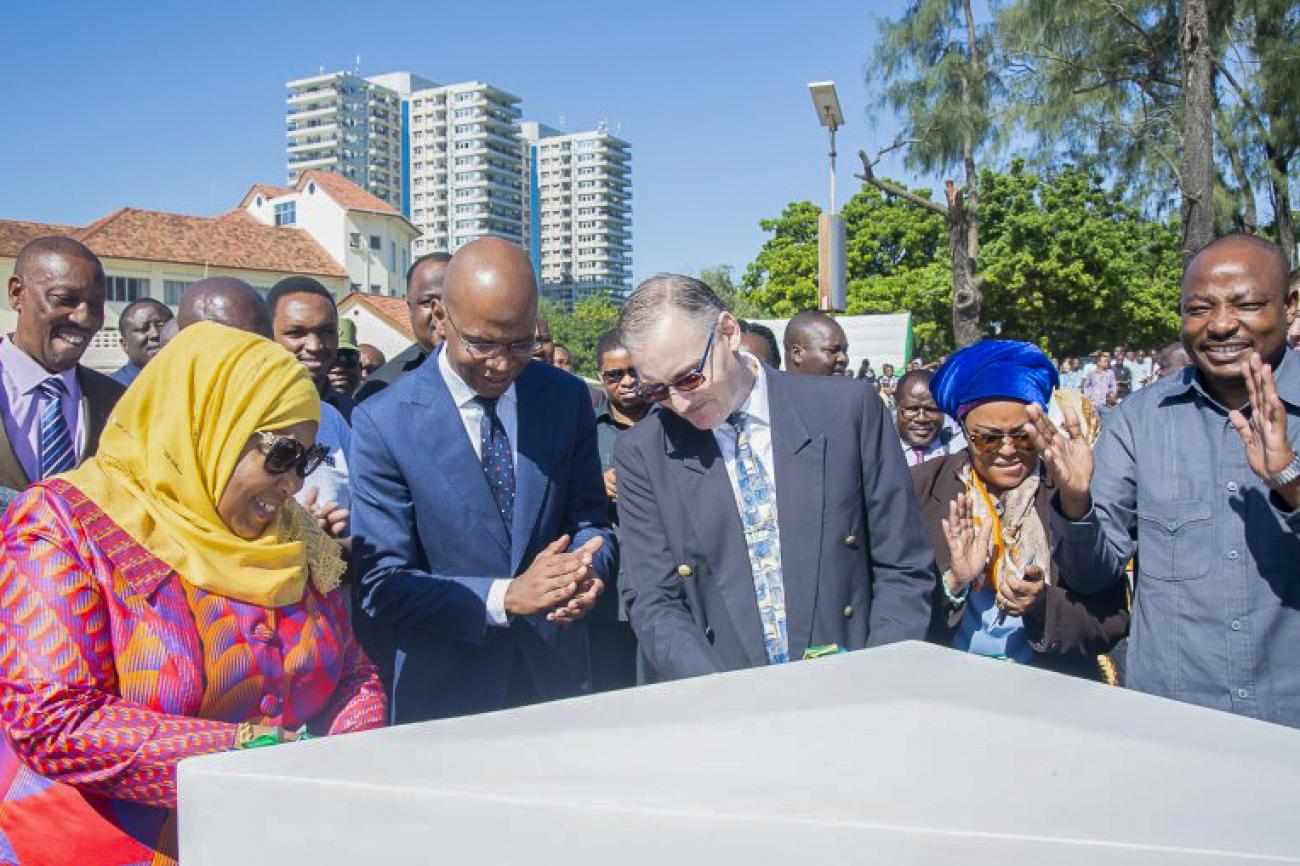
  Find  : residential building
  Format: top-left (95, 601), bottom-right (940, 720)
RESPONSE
top-left (338, 291), bottom-right (416, 360)
top-left (242, 169), bottom-right (419, 297)
top-left (286, 71), bottom-right (403, 209)
top-left (521, 121), bottom-right (633, 307)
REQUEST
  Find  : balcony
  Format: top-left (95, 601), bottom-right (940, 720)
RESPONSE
top-left (287, 154), bottom-right (338, 171)
top-left (287, 137), bottom-right (339, 154)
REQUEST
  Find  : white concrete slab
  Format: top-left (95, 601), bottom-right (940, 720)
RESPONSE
top-left (179, 642), bottom-right (1300, 865)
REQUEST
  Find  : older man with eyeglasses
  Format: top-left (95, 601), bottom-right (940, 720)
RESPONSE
top-left (611, 274), bottom-right (935, 682)
top-left (350, 237), bottom-right (616, 722)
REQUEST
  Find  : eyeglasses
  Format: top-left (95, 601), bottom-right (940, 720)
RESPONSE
top-left (443, 307), bottom-right (541, 360)
top-left (635, 327), bottom-right (716, 404)
top-left (599, 367), bottom-right (637, 384)
top-left (965, 427), bottom-right (1035, 456)
top-left (333, 351), bottom-right (360, 369)
top-left (257, 432), bottom-right (333, 478)
top-left (898, 404), bottom-right (941, 419)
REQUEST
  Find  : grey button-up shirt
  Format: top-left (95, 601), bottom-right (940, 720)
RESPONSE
top-left (1053, 350), bottom-right (1300, 727)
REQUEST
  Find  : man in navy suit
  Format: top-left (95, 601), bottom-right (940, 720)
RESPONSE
top-left (351, 238), bottom-right (616, 722)
top-left (613, 275), bottom-right (935, 681)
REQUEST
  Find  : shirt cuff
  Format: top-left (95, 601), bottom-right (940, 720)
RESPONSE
top-left (486, 578), bottom-right (512, 627)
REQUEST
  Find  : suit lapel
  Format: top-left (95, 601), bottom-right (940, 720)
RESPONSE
top-left (0, 417), bottom-right (29, 490)
top-left (767, 373), bottom-right (825, 659)
top-left (411, 357), bottom-right (511, 560)
top-left (511, 366), bottom-right (557, 574)
top-left (77, 367), bottom-right (112, 461)
top-left (665, 414), bottom-right (767, 668)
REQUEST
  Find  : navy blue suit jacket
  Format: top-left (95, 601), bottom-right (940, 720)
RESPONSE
top-left (613, 368), bottom-right (936, 681)
top-left (350, 354), bottom-right (617, 722)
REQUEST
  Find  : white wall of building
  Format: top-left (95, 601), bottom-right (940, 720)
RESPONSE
top-left (338, 303), bottom-right (413, 360)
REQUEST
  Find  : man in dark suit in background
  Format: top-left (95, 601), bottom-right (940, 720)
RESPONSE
top-left (1, 237), bottom-right (123, 499)
top-left (351, 237), bottom-right (616, 722)
top-left (614, 275), bottom-right (934, 681)
top-left (355, 252), bottom-right (450, 403)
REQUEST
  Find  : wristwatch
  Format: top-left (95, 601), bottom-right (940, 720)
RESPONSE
top-left (1267, 454), bottom-right (1300, 490)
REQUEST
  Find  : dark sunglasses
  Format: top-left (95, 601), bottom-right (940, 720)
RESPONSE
top-left (636, 327), bottom-right (716, 403)
top-left (965, 427), bottom-right (1035, 456)
top-left (333, 351), bottom-right (360, 370)
top-left (257, 432), bottom-right (333, 478)
top-left (599, 367), bottom-right (637, 384)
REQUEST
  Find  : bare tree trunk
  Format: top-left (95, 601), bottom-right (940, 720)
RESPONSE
top-left (946, 182), bottom-right (982, 347)
top-left (1179, 0), bottom-right (1216, 259)
top-left (1268, 152), bottom-right (1295, 265)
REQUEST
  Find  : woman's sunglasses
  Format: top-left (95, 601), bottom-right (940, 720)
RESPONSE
top-left (965, 428), bottom-right (1035, 456)
top-left (636, 327), bottom-right (716, 404)
top-left (256, 432), bottom-right (333, 478)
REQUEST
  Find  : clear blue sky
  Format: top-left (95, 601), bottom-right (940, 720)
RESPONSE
top-left (2, 0), bottom-right (922, 284)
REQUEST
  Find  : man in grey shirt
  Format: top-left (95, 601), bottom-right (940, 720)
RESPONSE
top-left (1028, 233), bottom-right (1300, 727)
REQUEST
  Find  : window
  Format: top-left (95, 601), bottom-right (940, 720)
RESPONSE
top-left (163, 279), bottom-right (195, 305)
top-left (350, 232), bottom-right (361, 249)
top-left (389, 240), bottom-right (396, 271)
top-left (273, 201), bottom-right (296, 226)
top-left (370, 284), bottom-right (381, 294)
top-left (106, 276), bottom-right (148, 303)
top-left (369, 235), bottom-right (382, 251)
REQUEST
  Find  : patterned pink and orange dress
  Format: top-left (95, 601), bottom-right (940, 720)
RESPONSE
top-left (0, 480), bottom-right (387, 866)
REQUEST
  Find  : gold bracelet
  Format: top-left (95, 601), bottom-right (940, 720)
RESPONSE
top-left (235, 721), bottom-right (256, 750)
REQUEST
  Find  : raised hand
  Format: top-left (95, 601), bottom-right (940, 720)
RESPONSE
top-left (1026, 404), bottom-right (1094, 519)
top-left (941, 493), bottom-right (994, 595)
top-left (997, 562), bottom-right (1047, 619)
top-left (1229, 352), bottom-right (1300, 508)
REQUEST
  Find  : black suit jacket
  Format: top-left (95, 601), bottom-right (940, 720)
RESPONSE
top-left (354, 344), bottom-right (428, 404)
top-left (0, 365), bottom-right (124, 492)
top-left (613, 367), bottom-right (937, 681)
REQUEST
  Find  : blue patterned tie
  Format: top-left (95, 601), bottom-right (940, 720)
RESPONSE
top-left (475, 395), bottom-right (515, 537)
top-left (37, 378), bottom-right (76, 479)
top-left (728, 411), bottom-right (788, 664)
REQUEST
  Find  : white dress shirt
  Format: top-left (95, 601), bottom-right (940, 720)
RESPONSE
top-left (439, 348), bottom-right (518, 626)
top-left (711, 353), bottom-right (780, 528)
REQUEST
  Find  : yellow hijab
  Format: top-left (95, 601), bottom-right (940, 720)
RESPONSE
top-left (61, 322), bottom-right (321, 608)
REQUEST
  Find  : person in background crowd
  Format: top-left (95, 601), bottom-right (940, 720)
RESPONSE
top-left (359, 344), bottom-right (386, 379)
top-left (327, 319), bottom-right (362, 397)
top-left (355, 253), bottom-right (449, 402)
top-left (856, 358), bottom-right (875, 382)
top-left (1032, 233), bottom-right (1300, 727)
top-left (782, 310), bottom-right (849, 376)
top-left (351, 238), bottom-right (615, 722)
top-left (879, 362), bottom-right (899, 403)
top-left (895, 369), bottom-right (966, 467)
top-left (1113, 353), bottom-right (1133, 399)
top-left (110, 298), bottom-right (172, 387)
top-left (0, 323), bottom-right (384, 866)
top-left (1288, 267), bottom-right (1300, 350)
top-left (553, 344), bottom-right (573, 372)
top-left (176, 276), bottom-right (272, 337)
top-left (1080, 351), bottom-right (1118, 407)
top-left (268, 277), bottom-right (354, 423)
top-left (739, 320), bottom-right (781, 369)
top-left (1154, 342), bottom-right (1190, 379)
top-left (176, 277), bottom-right (351, 547)
top-left (1, 237), bottom-right (124, 499)
top-left (613, 274), bottom-right (935, 681)
top-left (913, 341), bottom-right (1128, 679)
top-left (534, 314), bottom-right (556, 364)
top-left (1059, 357), bottom-right (1084, 390)
top-left (1135, 349), bottom-right (1155, 387)
top-left (591, 328), bottom-right (649, 691)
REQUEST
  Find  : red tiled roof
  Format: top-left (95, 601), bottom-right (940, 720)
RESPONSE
top-left (238, 183), bottom-right (296, 208)
top-left (339, 291), bottom-right (414, 341)
top-left (299, 170), bottom-right (401, 216)
top-left (0, 208), bottom-right (346, 278)
top-left (0, 219), bottom-right (78, 256)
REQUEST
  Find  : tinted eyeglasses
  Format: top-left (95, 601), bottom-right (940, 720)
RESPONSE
top-left (965, 427), bottom-right (1035, 456)
top-left (635, 327), bottom-right (716, 404)
top-left (444, 307), bottom-right (541, 360)
top-left (257, 432), bottom-right (333, 478)
top-left (898, 403), bottom-right (942, 419)
top-left (599, 367), bottom-right (637, 384)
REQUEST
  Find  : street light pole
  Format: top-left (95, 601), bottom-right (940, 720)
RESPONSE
top-left (808, 81), bottom-right (846, 312)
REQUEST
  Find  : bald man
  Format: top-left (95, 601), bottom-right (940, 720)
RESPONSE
top-left (351, 237), bottom-right (616, 722)
top-left (783, 310), bottom-right (849, 376)
top-left (175, 276), bottom-right (273, 338)
top-left (1, 236), bottom-right (123, 494)
top-left (1035, 233), bottom-right (1300, 727)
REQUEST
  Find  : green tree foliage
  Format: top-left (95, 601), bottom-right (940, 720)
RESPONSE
top-left (698, 264), bottom-right (770, 319)
top-left (539, 296), bottom-right (621, 378)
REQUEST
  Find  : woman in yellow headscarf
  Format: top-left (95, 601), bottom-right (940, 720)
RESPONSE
top-left (0, 322), bottom-right (386, 866)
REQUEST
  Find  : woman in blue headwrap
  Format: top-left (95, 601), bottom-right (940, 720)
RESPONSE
top-left (910, 340), bottom-right (1128, 679)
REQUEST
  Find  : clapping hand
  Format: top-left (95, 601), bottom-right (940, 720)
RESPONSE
top-left (941, 493), bottom-right (994, 597)
top-left (507, 535), bottom-right (605, 623)
top-left (1229, 352), bottom-right (1300, 508)
top-left (547, 536), bottom-right (606, 627)
top-left (1026, 404), bottom-right (1094, 519)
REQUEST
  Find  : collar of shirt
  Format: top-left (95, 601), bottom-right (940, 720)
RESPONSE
top-left (438, 343), bottom-right (518, 414)
top-left (714, 352), bottom-right (771, 434)
top-left (1166, 348), bottom-right (1300, 411)
top-left (0, 334), bottom-right (80, 398)
top-left (438, 343), bottom-right (519, 467)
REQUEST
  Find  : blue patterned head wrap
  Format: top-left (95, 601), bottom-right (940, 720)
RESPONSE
top-left (930, 340), bottom-right (1060, 420)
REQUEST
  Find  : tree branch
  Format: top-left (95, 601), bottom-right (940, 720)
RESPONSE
top-left (856, 149), bottom-right (948, 215)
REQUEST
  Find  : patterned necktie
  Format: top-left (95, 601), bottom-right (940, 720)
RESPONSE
top-left (37, 377), bottom-right (76, 479)
top-left (728, 411), bottom-right (788, 664)
top-left (475, 395), bottom-right (515, 537)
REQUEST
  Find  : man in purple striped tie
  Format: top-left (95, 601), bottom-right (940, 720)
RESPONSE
top-left (1, 237), bottom-right (124, 495)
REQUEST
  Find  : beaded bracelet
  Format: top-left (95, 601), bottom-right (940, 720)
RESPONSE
top-left (940, 570), bottom-right (971, 605)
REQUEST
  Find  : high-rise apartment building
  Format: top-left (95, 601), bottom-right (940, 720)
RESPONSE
top-left (285, 72), bottom-right (403, 208)
top-left (521, 122), bottom-right (633, 305)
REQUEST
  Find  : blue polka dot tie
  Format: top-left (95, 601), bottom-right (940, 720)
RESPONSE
top-left (37, 378), bottom-right (76, 479)
top-left (475, 395), bottom-right (515, 538)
